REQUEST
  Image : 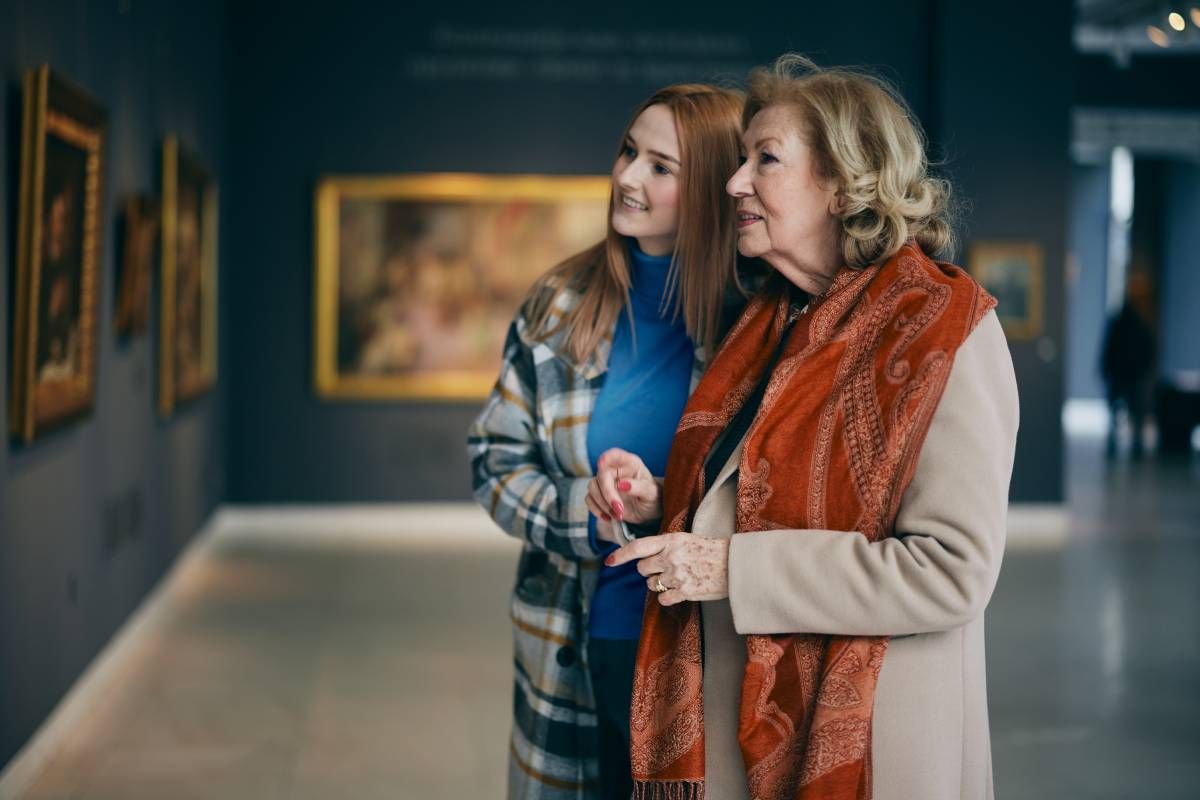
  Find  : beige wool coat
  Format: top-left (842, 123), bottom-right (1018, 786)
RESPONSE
top-left (691, 310), bottom-right (1019, 800)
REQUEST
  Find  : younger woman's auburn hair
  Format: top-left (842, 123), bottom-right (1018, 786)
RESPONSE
top-left (526, 83), bottom-right (746, 363)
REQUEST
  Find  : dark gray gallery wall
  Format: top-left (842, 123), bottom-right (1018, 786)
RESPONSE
top-left (934, 1), bottom-right (1071, 501)
top-left (0, 1), bottom-right (230, 768)
top-left (1067, 164), bottom-right (1110, 401)
top-left (224, 0), bottom-right (935, 503)
top-left (1161, 162), bottom-right (1200, 378)
top-left (226, 0), bottom-right (1072, 504)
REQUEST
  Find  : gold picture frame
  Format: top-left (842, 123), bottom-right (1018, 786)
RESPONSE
top-left (159, 136), bottom-right (218, 417)
top-left (968, 241), bottom-right (1044, 341)
top-left (10, 65), bottom-right (106, 442)
top-left (313, 173), bottom-right (610, 401)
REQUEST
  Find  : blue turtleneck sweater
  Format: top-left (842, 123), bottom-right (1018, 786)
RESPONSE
top-left (586, 245), bottom-right (694, 640)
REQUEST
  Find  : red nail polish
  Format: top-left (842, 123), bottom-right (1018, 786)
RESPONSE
top-left (617, 480), bottom-right (631, 492)
top-left (603, 513), bottom-right (611, 521)
top-left (613, 502), bottom-right (624, 519)
top-left (604, 555), bottom-right (614, 566)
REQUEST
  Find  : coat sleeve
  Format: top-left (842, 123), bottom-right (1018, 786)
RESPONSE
top-left (726, 311), bottom-right (1019, 636)
top-left (467, 313), bottom-right (600, 560)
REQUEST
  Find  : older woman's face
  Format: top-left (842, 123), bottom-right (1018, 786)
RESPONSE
top-left (727, 105), bottom-right (842, 287)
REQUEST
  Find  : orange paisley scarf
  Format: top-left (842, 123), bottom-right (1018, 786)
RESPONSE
top-left (630, 243), bottom-right (995, 800)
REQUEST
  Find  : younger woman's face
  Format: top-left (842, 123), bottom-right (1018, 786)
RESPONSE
top-left (611, 103), bottom-right (681, 257)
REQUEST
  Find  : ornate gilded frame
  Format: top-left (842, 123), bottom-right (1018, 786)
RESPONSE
top-left (967, 241), bottom-right (1045, 341)
top-left (159, 136), bottom-right (219, 417)
top-left (313, 173), bottom-right (610, 400)
top-left (10, 65), bottom-right (106, 442)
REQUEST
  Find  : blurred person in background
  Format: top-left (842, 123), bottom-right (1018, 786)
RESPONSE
top-left (1100, 273), bottom-right (1157, 458)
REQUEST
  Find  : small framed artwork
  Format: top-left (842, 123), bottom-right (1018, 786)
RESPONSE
top-left (115, 195), bottom-right (158, 337)
top-left (10, 65), bottom-right (106, 442)
top-left (159, 136), bottom-right (218, 417)
top-left (313, 173), bottom-right (610, 400)
top-left (967, 241), bottom-right (1044, 340)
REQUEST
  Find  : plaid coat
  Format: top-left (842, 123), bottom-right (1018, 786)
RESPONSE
top-left (468, 282), bottom-right (706, 799)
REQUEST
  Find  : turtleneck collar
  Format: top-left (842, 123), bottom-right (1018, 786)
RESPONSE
top-left (628, 242), bottom-right (677, 320)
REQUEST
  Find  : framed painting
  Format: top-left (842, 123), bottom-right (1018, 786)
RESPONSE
top-left (968, 241), bottom-right (1044, 341)
top-left (115, 195), bottom-right (158, 337)
top-left (159, 136), bottom-right (218, 417)
top-left (313, 173), bottom-right (611, 400)
top-left (10, 65), bottom-right (106, 442)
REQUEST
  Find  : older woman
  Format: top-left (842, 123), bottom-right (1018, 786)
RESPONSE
top-left (598, 55), bottom-right (1018, 800)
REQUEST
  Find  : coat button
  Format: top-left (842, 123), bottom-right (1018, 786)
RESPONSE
top-left (556, 645), bottom-right (576, 667)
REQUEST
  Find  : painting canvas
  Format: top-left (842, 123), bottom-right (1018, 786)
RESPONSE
top-left (159, 136), bottom-right (218, 417)
top-left (313, 174), bottom-right (610, 400)
top-left (10, 66), bottom-right (105, 442)
top-left (115, 195), bottom-right (157, 337)
top-left (968, 241), bottom-right (1044, 340)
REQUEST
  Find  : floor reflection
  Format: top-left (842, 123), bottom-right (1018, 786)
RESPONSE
top-left (3, 439), bottom-right (1197, 798)
top-left (988, 436), bottom-right (1200, 799)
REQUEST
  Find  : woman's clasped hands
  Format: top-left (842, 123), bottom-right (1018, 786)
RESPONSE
top-left (587, 447), bottom-right (730, 606)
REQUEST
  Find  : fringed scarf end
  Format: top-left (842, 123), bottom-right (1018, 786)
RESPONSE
top-left (633, 779), bottom-right (704, 800)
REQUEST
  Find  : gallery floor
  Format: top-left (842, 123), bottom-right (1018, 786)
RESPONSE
top-left (1, 435), bottom-right (1197, 799)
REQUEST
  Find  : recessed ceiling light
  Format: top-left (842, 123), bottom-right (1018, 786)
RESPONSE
top-left (1147, 24), bottom-right (1171, 46)
top-left (1169, 11), bottom-right (1186, 30)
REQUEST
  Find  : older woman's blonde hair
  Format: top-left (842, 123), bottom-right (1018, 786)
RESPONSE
top-left (745, 54), bottom-right (956, 268)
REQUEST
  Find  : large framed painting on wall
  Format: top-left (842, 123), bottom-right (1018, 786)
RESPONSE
top-left (10, 65), bottom-right (106, 443)
top-left (313, 173), bottom-right (610, 400)
top-left (967, 241), bottom-right (1044, 341)
top-left (159, 136), bottom-right (218, 417)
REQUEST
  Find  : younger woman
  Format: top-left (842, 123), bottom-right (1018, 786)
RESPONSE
top-left (468, 84), bottom-right (750, 799)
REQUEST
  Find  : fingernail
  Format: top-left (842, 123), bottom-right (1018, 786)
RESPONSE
top-left (617, 480), bottom-right (631, 492)
top-left (604, 555), bottom-right (615, 566)
top-left (602, 513), bottom-right (611, 521)
top-left (613, 501), bottom-right (624, 519)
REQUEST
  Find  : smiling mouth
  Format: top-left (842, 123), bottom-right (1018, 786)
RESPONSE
top-left (737, 211), bottom-right (762, 228)
top-left (620, 195), bottom-right (648, 212)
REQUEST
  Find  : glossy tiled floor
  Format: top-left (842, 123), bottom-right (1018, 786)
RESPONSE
top-left (988, 438), bottom-right (1200, 799)
top-left (1, 438), bottom-right (1197, 799)
top-left (1, 508), bottom-right (524, 800)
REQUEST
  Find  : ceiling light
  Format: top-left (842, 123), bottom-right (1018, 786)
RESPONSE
top-left (1191, 8), bottom-right (1200, 27)
top-left (1169, 11), bottom-right (1186, 30)
top-left (1147, 25), bottom-right (1171, 46)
